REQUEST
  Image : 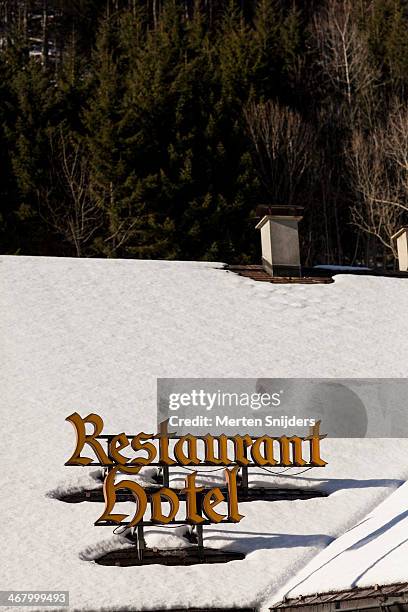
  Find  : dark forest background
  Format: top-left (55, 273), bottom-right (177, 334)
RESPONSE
top-left (0, 0), bottom-right (407, 265)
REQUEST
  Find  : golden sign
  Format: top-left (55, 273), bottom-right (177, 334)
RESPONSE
top-left (65, 413), bottom-right (327, 526)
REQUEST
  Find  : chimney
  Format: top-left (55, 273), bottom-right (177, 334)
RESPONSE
top-left (392, 227), bottom-right (408, 271)
top-left (255, 205), bottom-right (303, 277)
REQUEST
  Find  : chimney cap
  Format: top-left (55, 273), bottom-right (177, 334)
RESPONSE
top-left (255, 204), bottom-right (304, 220)
top-left (391, 227), bottom-right (408, 241)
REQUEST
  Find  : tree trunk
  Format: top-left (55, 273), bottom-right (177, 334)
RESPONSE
top-left (42, 0), bottom-right (49, 69)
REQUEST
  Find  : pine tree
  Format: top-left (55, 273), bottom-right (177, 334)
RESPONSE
top-left (117, 1), bottom-right (184, 258)
top-left (82, 11), bottom-right (128, 256)
top-left (252, 0), bottom-right (282, 100)
top-left (0, 51), bottom-right (15, 252)
top-left (4, 30), bottom-right (58, 254)
top-left (385, 0), bottom-right (408, 89)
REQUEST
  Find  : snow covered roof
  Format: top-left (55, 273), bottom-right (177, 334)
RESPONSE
top-left (272, 583), bottom-right (408, 610)
top-left (1, 256), bottom-right (408, 611)
top-left (270, 482), bottom-right (408, 607)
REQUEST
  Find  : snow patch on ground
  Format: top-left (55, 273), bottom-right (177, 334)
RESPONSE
top-left (80, 524), bottom-right (193, 561)
top-left (47, 466), bottom-right (161, 499)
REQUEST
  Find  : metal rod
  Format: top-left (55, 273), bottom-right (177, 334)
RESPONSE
top-left (137, 524), bottom-right (145, 562)
top-left (162, 465), bottom-right (170, 488)
top-left (241, 466), bottom-right (249, 496)
top-left (68, 461), bottom-right (306, 467)
top-left (95, 519), bottom-right (236, 526)
top-left (96, 434), bottom-right (313, 441)
top-left (196, 524), bottom-right (204, 561)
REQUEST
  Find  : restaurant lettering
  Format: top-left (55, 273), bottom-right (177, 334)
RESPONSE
top-left (65, 413), bottom-right (327, 527)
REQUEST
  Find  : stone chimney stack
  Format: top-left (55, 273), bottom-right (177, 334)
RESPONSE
top-left (255, 205), bottom-right (303, 277)
top-left (392, 227), bottom-right (408, 272)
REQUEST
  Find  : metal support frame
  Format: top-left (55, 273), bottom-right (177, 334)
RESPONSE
top-left (241, 466), bottom-right (249, 497)
top-left (196, 525), bottom-right (204, 560)
top-left (161, 465), bottom-right (170, 488)
top-left (136, 524), bottom-right (145, 562)
top-left (86, 434), bottom-right (326, 565)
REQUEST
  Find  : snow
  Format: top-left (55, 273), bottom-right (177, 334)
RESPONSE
top-left (47, 466), bottom-right (162, 500)
top-left (1, 256), bottom-right (408, 611)
top-left (269, 480), bottom-right (408, 606)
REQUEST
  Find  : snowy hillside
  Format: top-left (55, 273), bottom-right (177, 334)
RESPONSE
top-left (1, 256), bottom-right (408, 611)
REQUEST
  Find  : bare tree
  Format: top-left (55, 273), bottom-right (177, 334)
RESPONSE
top-left (42, 130), bottom-right (103, 256)
top-left (386, 104), bottom-right (408, 196)
top-left (348, 104), bottom-right (408, 258)
top-left (102, 184), bottom-right (139, 256)
top-left (312, 0), bottom-right (378, 122)
top-left (41, 0), bottom-right (49, 68)
top-left (244, 100), bottom-right (316, 205)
